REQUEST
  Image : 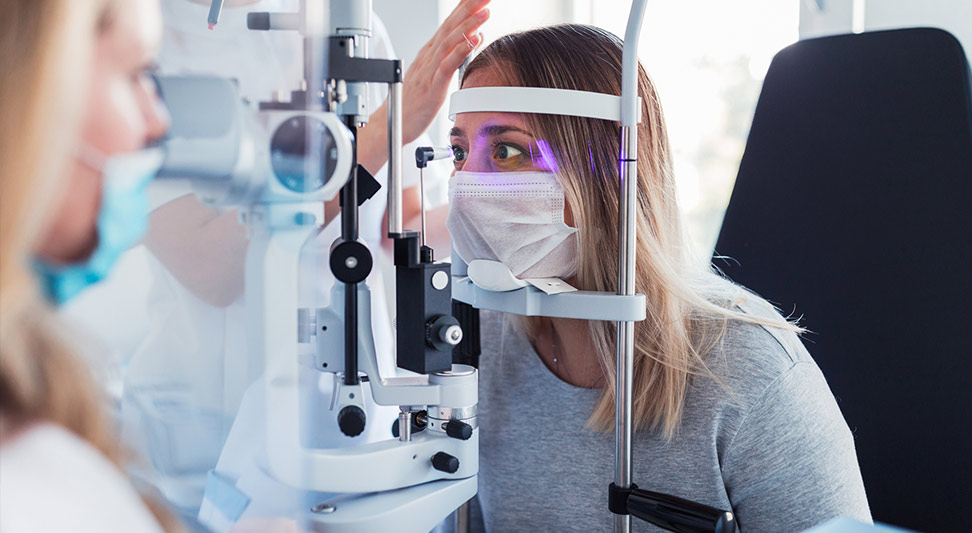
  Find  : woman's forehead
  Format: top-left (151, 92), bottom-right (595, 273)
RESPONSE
top-left (462, 67), bottom-right (507, 89)
top-left (451, 112), bottom-right (532, 139)
top-left (455, 68), bottom-right (536, 138)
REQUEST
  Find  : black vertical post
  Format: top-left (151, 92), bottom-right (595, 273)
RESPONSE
top-left (342, 118), bottom-right (359, 386)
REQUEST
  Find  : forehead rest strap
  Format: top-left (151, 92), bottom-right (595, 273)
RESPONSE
top-left (449, 87), bottom-right (641, 123)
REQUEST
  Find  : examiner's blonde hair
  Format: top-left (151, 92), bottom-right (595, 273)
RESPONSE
top-left (0, 1), bottom-right (178, 528)
top-left (464, 24), bottom-right (800, 437)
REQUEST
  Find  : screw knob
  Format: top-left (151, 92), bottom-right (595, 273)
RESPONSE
top-left (431, 451), bottom-right (460, 474)
top-left (445, 419), bottom-right (473, 440)
top-left (441, 324), bottom-right (463, 346)
top-left (426, 315), bottom-right (462, 351)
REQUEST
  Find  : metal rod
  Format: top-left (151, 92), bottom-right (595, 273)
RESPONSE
top-left (341, 121), bottom-right (359, 241)
top-left (419, 168), bottom-right (427, 247)
top-left (387, 81), bottom-right (403, 235)
top-left (342, 118), bottom-right (360, 386)
top-left (614, 126), bottom-right (638, 533)
top-left (398, 411), bottom-right (411, 442)
top-left (344, 283), bottom-right (359, 385)
top-left (615, 2), bottom-right (647, 529)
top-left (456, 501), bottom-right (471, 533)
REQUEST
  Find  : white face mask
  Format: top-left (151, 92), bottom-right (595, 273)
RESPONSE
top-left (446, 171), bottom-right (579, 280)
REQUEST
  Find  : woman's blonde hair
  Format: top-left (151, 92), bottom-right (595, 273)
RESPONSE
top-left (463, 24), bottom-right (799, 437)
top-left (0, 1), bottom-right (178, 528)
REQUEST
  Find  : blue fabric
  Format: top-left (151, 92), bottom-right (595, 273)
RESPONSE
top-left (34, 149), bottom-right (161, 304)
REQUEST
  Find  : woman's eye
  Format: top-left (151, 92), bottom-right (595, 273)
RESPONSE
top-left (491, 143), bottom-right (526, 170)
top-left (452, 145), bottom-right (467, 162)
top-left (494, 144), bottom-right (523, 160)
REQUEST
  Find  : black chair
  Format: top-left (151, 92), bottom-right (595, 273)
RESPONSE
top-left (713, 28), bottom-right (972, 531)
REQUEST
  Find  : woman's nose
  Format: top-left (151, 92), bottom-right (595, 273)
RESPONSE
top-left (141, 77), bottom-right (170, 144)
top-left (145, 96), bottom-right (170, 144)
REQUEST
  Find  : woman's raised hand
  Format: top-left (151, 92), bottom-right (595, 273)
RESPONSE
top-left (401, 0), bottom-right (490, 144)
top-left (356, 0), bottom-right (490, 175)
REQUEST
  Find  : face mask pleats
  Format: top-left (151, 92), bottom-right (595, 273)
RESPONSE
top-left (446, 171), bottom-right (578, 281)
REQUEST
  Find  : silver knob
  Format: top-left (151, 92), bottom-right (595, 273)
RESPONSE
top-left (440, 324), bottom-right (463, 346)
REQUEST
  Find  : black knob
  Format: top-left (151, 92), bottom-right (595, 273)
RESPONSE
top-left (431, 452), bottom-right (460, 474)
top-left (329, 240), bottom-right (373, 284)
top-left (338, 405), bottom-right (366, 437)
top-left (445, 420), bottom-right (473, 440)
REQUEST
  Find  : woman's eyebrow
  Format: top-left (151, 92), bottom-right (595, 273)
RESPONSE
top-left (478, 125), bottom-right (533, 138)
top-left (450, 125), bottom-right (534, 139)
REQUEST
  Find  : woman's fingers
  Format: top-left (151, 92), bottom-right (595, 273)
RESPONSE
top-left (407, 1), bottom-right (487, 89)
top-left (434, 8), bottom-right (489, 63)
top-left (435, 0), bottom-right (490, 47)
top-left (397, 1), bottom-right (490, 143)
top-left (437, 32), bottom-right (483, 82)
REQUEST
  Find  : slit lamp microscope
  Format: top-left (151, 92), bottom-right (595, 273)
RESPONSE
top-left (156, 1), bottom-right (734, 531)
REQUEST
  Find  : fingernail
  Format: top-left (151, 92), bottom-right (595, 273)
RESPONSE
top-left (477, 8), bottom-right (489, 20)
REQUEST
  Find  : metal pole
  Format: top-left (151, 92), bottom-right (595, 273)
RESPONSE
top-left (615, 2), bottom-right (647, 530)
top-left (398, 411), bottom-right (411, 442)
top-left (387, 81), bottom-right (403, 235)
top-left (456, 501), bottom-right (471, 533)
top-left (342, 119), bottom-right (360, 386)
top-left (615, 126), bottom-right (639, 533)
top-left (419, 168), bottom-right (428, 247)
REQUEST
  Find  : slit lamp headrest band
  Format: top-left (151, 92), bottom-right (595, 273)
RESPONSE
top-left (448, 87), bottom-right (642, 123)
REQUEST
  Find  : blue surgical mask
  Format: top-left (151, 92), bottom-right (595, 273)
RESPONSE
top-left (34, 147), bottom-right (163, 305)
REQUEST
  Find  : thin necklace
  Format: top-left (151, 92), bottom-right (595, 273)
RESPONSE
top-left (549, 319), bottom-right (570, 381)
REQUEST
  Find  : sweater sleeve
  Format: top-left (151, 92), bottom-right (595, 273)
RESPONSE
top-left (721, 361), bottom-right (871, 531)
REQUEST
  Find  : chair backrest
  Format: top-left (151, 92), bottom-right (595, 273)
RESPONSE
top-left (713, 28), bottom-right (972, 531)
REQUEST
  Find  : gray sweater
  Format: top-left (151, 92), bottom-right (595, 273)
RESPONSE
top-left (470, 295), bottom-right (870, 532)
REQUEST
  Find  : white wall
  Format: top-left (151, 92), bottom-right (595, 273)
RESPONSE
top-left (800, 0), bottom-right (857, 38)
top-left (800, 0), bottom-right (972, 59)
top-left (865, 0), bottom-right (972, 56)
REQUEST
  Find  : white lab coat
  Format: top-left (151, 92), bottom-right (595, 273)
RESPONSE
top-left (110, 0), bottom-right (447, 528)
top-left (0, 423), bottom-right (163, 533)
